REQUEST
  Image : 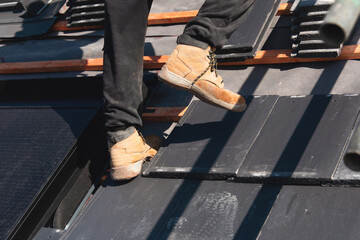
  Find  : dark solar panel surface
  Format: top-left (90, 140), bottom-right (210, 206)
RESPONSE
top-left (0, 106), bottom-right (98, 240)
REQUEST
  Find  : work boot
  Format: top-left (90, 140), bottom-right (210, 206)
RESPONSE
top-left (158, 44), bottom-right (246, 112)
top-left (108, 128), bottom-right (157, 181)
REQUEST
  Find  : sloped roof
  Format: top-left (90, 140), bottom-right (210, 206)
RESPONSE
top-left (2, 0), bottom-right (360, 239)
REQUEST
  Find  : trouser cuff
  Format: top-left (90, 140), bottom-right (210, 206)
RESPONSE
top-left (177, 34), bottom-right (209, 50)
top-left (107, 126), bottom-right (136, 148)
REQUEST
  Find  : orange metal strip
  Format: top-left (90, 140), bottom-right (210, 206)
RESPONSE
top-left (0, 58), bottom-right (103, 74)
top-left (142, 107), bottom-right (188, 122)
top-left (1, 45), bottom-right (358, 74)
top-left (50, 20), bottom-right (104, 32)
top-left (148, 10), bottom-right (199, 25)
top-left (220, 45), bottom-right (360, 66)
top-left (276, 2), bottom-right (292, 15)
top-left (143, 55), bottom-right (169, 69)
top-left (50, 3), bottom-right (292, 32)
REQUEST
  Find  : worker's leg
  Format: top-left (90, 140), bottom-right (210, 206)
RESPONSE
top-left (158, 0), bottom-right (255, 112)
top-left (103, 0), bottom-right (157, 181)
top-left (178, 0), bottom-right (255, 50)
top-left (103, 0), bottom-right (152, 133)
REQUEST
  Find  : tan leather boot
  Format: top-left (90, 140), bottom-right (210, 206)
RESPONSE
top-left (158, 44), bottom-right (246, 112)
top-left (109, 130), bottom-right (157, 180)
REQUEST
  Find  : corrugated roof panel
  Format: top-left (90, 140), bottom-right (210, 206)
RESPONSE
top-left (237, 94), bottom-right (360, 184)
top-left (0, 0), bottom-right (66, 38)
top-left (143, 96), bottom-right (278, 179)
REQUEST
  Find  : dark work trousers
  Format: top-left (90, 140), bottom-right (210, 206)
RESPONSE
top-left (103, 0), bottom-right (255, 132)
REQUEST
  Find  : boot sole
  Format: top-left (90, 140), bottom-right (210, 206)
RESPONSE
top-left (110, 160), bottom-right (143, 181)
top-left (158, 66), bottom-right (246, 112)
top-left (110, 147), bottom-right (157, 181)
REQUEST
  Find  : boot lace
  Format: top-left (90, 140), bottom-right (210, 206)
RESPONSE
top-left (208, 50), bottom-right (218, 77)
top-left (137, 130), bottom-right (147, 145)
top-left (190, 50), bottom-right (218, 87)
